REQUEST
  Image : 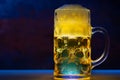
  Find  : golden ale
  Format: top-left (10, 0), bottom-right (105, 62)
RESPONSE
top-left (54, 4), bottom-right (109, 79)
top-left (54, 36), bottom-right (91, 78)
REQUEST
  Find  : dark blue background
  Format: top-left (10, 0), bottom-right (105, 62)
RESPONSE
top-left (0, 0), bottom-right (119, 69)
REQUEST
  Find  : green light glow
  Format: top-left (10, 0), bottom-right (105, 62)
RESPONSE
top-left (60, 62), bottom-right (81, 74)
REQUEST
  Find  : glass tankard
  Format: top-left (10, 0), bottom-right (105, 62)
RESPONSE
top-left (54, 4), bottom-right (109, 79)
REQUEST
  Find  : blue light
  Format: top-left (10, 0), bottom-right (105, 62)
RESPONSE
top-left (0, 70), bottom-right (53, 75)
top-left (92, 70), bottom-right (120, 75)
top-left (0, 70), bottom-right (120, 75)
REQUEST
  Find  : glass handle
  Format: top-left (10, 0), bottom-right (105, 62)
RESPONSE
top-left (92, 27), bottom-right (110, 68)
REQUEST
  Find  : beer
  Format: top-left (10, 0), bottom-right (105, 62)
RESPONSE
top-left (54, 36), bottom-right (91, 78)
top-left (54, 4), bottom-right (109, 79)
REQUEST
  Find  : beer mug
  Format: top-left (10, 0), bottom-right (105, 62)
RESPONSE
top-left (54, 4), bottom-right (109, 79)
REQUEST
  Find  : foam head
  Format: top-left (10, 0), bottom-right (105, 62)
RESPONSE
top-left (54, 4), bottom-right (92, 37)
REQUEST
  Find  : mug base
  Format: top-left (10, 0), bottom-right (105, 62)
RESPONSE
top-left (54, 75), bottom-right (90, 80)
